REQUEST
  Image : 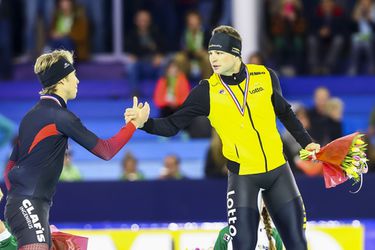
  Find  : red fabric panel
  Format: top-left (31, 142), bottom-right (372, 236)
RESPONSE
top-left (28, 124), bottom-right (59, 153)
top-left (91, 122), bottom-right (136, 160)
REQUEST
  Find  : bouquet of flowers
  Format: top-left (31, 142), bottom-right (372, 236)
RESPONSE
top-left (299, 132), bottom-right (368, 192)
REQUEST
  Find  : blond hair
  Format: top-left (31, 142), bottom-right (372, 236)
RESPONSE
top-left (261, 206), bottom-right (276, 250)
top-left (325, 97), bottom-right (344, 120)
top-left (35, 50), bottom-right (74, 95)
top-left (325, 97), bottom-right (343, 113)
top-left (212, 25), bottom-right (242, 42)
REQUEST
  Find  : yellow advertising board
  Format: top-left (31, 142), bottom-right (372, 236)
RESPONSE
top-left (65, 222), bottom-right (364, 250)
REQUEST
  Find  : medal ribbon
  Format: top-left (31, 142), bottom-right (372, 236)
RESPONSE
top-left (218, 68), bottom-right (250, 116)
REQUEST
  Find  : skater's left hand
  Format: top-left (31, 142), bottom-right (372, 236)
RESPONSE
top-left (305, 142), bottom-right (320, 153)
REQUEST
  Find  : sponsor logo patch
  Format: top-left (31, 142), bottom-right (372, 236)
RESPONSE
top-left (249, 71), bottom-right (265, 76)
top-left (227, 190), bottom-right (237, 237)
top-left (20, 199), bottom-right (46, 242)
top-left (249, 87), bottom-right (264, 94)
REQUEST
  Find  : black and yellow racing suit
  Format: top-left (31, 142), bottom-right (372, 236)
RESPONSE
top-left (142, 63), bottom-right (312, 250)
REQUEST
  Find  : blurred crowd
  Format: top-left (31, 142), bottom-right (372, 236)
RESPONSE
top-left (264, 0), bottom-right (375, 76)
top-left (57, 149), bottom-right (187, 182)
top-left (1, 0), bottom-right (375, 81)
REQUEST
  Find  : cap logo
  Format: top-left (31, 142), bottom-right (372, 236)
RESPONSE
top-left (209, 44), bottom-right (222, 48)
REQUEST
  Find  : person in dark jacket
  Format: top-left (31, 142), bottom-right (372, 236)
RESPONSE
top-left (4, 49), bottom-right (150, 250)
top-left (125, 9), bottom-right (165, 95)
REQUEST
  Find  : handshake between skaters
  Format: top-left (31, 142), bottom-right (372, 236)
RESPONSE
top-left (125, 96), bottom-right (150, 128)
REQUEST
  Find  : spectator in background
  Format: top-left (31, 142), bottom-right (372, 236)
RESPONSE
top-left (308, 87), bottom-right (331, 145)
top-left (125, 9), bottom-right (165, 96)
top-left (247, 51), bottom-right (265, 65)
top-left (270, 0), bottom-right (306, 76)
top-left (282, 104), bottom-right (323, 176)
top-left (120, 152), bottom-right (144, 181)
top-left (0, 121), bottom-right (17, 250)
top-left (175, 10), bottom-right (212, 79)
top-left (0, 0), bottom-right (13, 80)
top-left (369, 107), bottom-right (375, 136)
top-left (175, 0), bottom-right (199, 42)
top-left (325, 97), bottom-right (344, 140)
top-left (154, 58), bottom-right (210, 139)
top-left (197, 0), bottom-right (214, 32)
top-left (282, 104), bottom-right (311, 171)
top-left (204, 129), bottom-right (227, 178)
top-left (49, 0), bottom-right (89, 61)
top-left (159, 154), bottom-right (185, 180)
top-left (209, 0), bottom-right (232, 30)
top-left (23, 0), bottom-right (55, 60)
top-left (77, 0), bottom-right (105, 52)
top-left (0, 189), bottom-right (17, 249)
top-left (367, 107), bottom-right (375, 168)
top-left (0, 114), bottom-right (15, 149)
top-left (0, 111), bottom-right (17, 250)
top-left (216, 0), bottom-right (232, 26)
top-left (153, 59), bottom-right (191, 118)
top-left (59, 150), bottom-right (82, 182)
top-left (214, 204), bottom-right (283, 250)
top-left (307, 0), bottom-right (346, 75)
top-left (348, 0), bottom-right (375, 75)
top-left (145, 0), bottom-right (180, 51)
top-left (176, 23), bottom-right (213, 138)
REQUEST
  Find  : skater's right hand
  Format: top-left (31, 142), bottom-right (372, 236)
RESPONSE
top-left (125, 96), bottom-right (150, 128)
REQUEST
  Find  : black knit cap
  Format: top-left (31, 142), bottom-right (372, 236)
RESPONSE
top-left (37, 57), bottom-right (75, 88)
top-left (208, 32), bottom-right (242, 57)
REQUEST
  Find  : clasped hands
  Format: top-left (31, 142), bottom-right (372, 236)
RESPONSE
top-left (124, 97), bottom-right (150, 128)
